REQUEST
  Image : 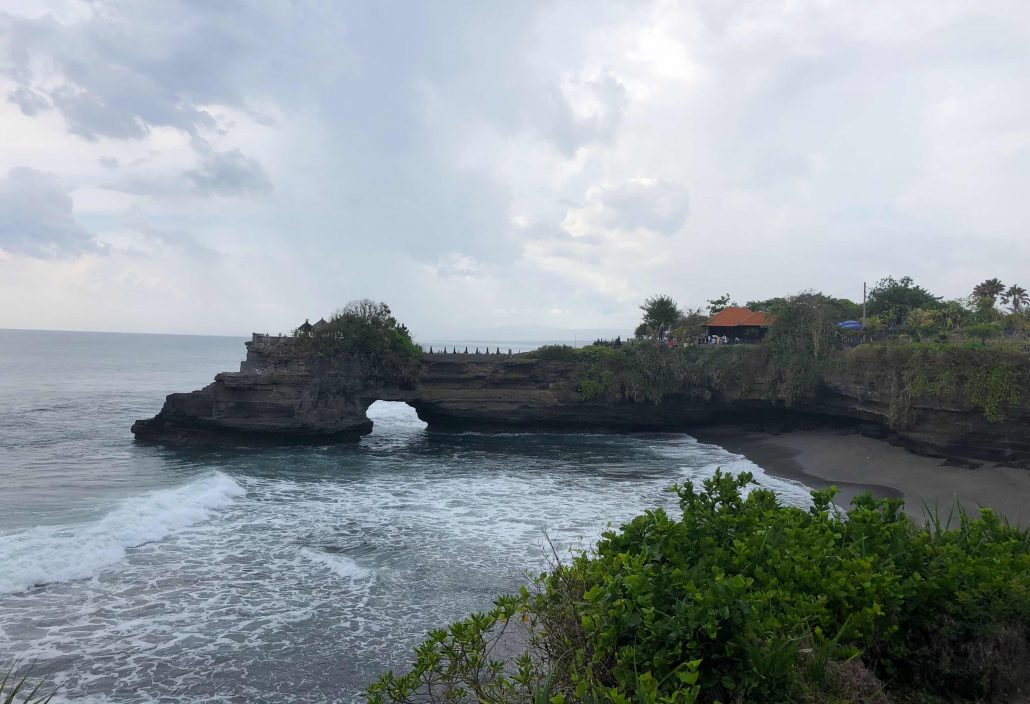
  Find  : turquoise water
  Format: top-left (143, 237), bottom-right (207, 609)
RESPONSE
top-left (0, 329), bottom-right (814, 702)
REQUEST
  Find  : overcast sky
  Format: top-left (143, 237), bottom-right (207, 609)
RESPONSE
top-left (1, 1), bottom-right (1028, 338)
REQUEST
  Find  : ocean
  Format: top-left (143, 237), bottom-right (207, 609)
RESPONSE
top-left (0, 329), bottom-right (815, 703)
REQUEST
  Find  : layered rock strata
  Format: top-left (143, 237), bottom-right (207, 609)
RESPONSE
top-left (132, 336), bottom-right (1030, 462)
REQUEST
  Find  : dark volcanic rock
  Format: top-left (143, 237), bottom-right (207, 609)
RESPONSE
top-left (131, 337), bottom-right (394, 446)
top-left (132, 337), bottom-right (1030, 462)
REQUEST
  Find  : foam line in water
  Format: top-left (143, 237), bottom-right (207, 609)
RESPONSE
top-left (0, 472), bottom-right (244, 595)
top-left (299, 547), bottom-right (373, 581)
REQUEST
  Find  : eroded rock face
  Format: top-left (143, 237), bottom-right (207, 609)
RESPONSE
top-left (132, 337), bottom-right (1030, 462)
top-left (130, 342), bottom-right (711, 446)
top-left (131, 337), bottom-right (405, 445)
top-left (408, 355), bottom-right (713, 432)
top-left (808, 376), bottom-right (1030, 463)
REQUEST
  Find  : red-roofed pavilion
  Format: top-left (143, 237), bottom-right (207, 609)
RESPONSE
top-left (705, 307), bottom-right (771, 340)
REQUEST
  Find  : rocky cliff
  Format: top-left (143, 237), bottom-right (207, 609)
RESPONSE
top-left (131, 338), bottom-right (712, 444)
top-left (132, 336), bottom-right (1030, 463)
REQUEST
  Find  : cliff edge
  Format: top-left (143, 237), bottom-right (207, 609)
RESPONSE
top-left (132, 335), bottom-right (1030, 463)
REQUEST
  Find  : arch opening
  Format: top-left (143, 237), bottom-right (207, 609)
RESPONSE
top-left (364, 400), bottom-right (427, 441)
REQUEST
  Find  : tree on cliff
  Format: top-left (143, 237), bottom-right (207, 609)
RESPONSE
top-left (1002, 284), bottom-right (1029, 313)
top-left (673, 307), bottom-right (709, 341)
top-left (866, 276), bottom-right (942, 326)
top-left (764, 292), bottom-right (845, 404)
top-left (706, 293), bottom-right (733, 316)
top-left (972, 278), bottom-right (1005, 304)
top-left (637, 295), bottom-right (682, 339)
top-left (307, 299), bottom-right (421, 381)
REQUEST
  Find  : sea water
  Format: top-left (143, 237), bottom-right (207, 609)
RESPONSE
top-left (0, 330), bottom-right (815, 703)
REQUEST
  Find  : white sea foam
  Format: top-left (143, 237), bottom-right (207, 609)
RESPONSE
top-left (1, 406), bottom-right (821, 703)
top-left (0, 472), bottom-right (244, 595)
top-left (300, 547), bottom-right (373, 581)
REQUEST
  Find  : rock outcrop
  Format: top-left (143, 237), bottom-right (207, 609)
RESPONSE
top-left (132, 335), bottom-right (1030, 463)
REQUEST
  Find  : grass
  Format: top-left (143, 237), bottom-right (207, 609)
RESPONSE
top-left (0, 665), bottom-right (58, 704)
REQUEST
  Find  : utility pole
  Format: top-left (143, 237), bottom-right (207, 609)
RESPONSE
top-left (863, 281), bottom-right (867, 325)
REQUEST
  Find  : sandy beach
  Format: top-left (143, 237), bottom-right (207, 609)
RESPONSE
top-left (693, 426), bottom-right (1030, 527)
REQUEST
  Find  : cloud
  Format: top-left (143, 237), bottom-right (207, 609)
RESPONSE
top-left (185, 147), bottom-right (272, 198)
top-left (0, 166), bottom-right (101, 259)
top-left (0, 8), bottom-right (225, 140)
top-left (7, 85), bottom-right (50, 115)
top-left (562, 179), bottom-right (689, 237)
top-left (538, 72), bottom-right (630, 156)
top-left (2, 1), bottom-right (1030, 337)
top-left (123, 207), bottom-right (217, 258)
top-left (425, 252), bottom-right (482, 279)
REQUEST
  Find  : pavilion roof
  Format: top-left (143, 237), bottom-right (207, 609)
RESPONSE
top-left (706, 307), bottom-right (771, 327)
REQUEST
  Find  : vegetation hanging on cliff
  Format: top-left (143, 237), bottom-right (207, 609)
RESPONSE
top-left (761, 293), bottom-right (852, 405)
top-left (839, 344), bottom-right (1029, 426)
top-left (367, 471), bottom-right (1030, 704)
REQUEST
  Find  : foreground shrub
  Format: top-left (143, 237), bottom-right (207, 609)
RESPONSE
top-left (367, 472), bottom-right (1030, 704)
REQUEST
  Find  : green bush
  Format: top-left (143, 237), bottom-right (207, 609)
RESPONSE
top-left (297, 300), bottom-right (422, 383)
top-left (368, 472), bottom-right (1030, 704)
top-left (532, 345), bottom-right (582, 363)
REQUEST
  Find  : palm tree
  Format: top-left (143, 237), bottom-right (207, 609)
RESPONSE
top-left (972, 278), bottom-right (1005, 304)
top-left (903, 308), bottom-right (935, 341)
top-left (1001, 284), bottom-right (1029, 313)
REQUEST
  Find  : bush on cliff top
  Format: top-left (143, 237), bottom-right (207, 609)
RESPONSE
top-left (367, 471), bottom-right (1030, 704)
top-left (298, 299), bottom-right (422, 382)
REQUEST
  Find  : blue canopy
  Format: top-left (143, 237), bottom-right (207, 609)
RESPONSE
top-left (836, 320), bottom-right (863, 330)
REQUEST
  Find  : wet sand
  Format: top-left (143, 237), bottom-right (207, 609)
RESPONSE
top-left (693, 426), bottom-right (1030, 527)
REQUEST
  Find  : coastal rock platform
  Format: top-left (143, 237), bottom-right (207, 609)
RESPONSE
top-left (133, 336), bottom-right (1030, 463)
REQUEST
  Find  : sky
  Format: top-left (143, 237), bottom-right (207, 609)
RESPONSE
top-left (1, 0), bottom-right (1029, 338)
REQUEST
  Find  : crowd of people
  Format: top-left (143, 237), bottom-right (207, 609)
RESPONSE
top-left (657, 334), bottom-right (739, 348)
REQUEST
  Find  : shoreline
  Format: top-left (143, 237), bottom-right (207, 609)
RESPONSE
top-left (692, 425), bottom-right (1030, 527)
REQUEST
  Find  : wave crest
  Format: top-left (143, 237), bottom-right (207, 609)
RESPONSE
top-left (0, 472), bottom-right (244, 595)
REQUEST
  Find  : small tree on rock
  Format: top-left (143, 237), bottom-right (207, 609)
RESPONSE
top-left (706, 293), bottom-right (733, 316)
top-left (638, 295), bottom-right (682, 340)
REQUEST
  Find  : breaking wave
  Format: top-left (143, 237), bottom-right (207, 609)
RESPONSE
top-left (0, 472), bottom-right (244, 595)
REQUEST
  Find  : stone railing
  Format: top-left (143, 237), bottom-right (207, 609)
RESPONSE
top-left (249, 333), bottom-right (297, 346)
top-left (422, 346), bottom-right (518, 357)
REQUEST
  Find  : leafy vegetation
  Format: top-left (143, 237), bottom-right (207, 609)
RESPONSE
top-left (607, 278), bottom-right (1030, 421)
top-left (839, 344), bottom-right (1029, 426)
top-left (761, 293), bottom-right (856, 404)
top-left (705, 293), bottom-right (733, 316)
top-left (1003, 285), bottom-right (1029, 313)
top-left (866, 276), bottom-right (943, 326)
top-left (972, 278), bottom-right (1006, 305)
top-left (637, 295), bottom-right (683, 340)
top-left (295, 299), bottom-right (422, 383)
top-left (368, 471), bottom-right (1030, 704)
